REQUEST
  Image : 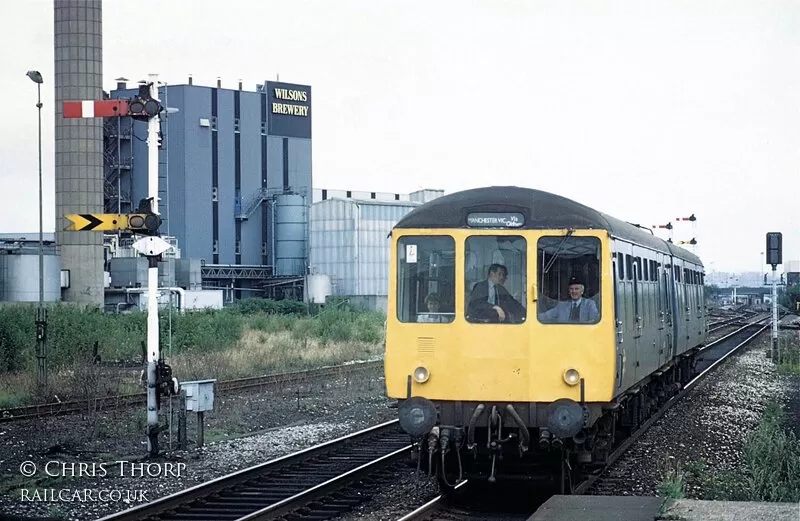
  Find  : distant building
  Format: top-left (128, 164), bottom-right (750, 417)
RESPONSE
top-left (786, 260), bottom-right (800, 286)
top-left (105, 78), bottom-right (311, 299)
top-left (309, 189), bottom-right (443, 311)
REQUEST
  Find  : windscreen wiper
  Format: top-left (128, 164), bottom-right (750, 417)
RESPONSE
top-left (542, 229), bottom-right (574, 274)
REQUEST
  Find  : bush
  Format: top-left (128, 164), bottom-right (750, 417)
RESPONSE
top-left (308, 307), bottom-right (385, 344)
top-left (233, 298), bottom-right (308, 315)
top-left (163, 308), bottom-right (244, 354)
top-left (0, 305), bottom-right (34, 371)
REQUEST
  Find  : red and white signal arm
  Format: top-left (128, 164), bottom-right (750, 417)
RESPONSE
top-left (63, 100), bottom-right (129, 118)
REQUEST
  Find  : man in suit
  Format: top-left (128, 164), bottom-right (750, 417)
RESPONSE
top-left (467, 264), bottom-right (526, 323)
top-left (538, 276), bottom-right (600, 323)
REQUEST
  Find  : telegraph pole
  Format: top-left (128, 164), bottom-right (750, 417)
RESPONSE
top-left (766, 232), bottom-right (782, 359)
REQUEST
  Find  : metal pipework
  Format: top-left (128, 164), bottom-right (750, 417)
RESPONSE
top-left (466, 403), bottom-right (485, 451)
top-left (427, 427), bottom-right (439, 477)
top-left (539, 428), bottom-right (552, 450)
top-left (439, 428), bottom-right (457, 488)
top-left (505, 404), bottom-right (531, 452)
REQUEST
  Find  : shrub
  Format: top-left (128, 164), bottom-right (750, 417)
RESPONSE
top-left (233, 298), bottom-right (308, 316)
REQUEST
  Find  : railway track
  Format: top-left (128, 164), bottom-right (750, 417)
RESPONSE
top-left (573, 318), bottom-right (768, 495)
top-left (707, 315), bottom-right (747, 333)
top-left (0, 360), bottom-right (382, 423)
top-left (97, 420), bottom-right (409, 521)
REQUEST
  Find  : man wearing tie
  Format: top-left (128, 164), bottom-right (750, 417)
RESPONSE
top-left (467, 264), bottom-right (526, 323)
top-left (538, 276), bottom-right (600, 324)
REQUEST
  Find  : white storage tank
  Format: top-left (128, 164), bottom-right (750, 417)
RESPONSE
top-left (0, 252), bottom-right (61, 302)
top-left (274, 194), bottom-right (308, 276)
top-left (305, 273), bottom-right (332, 304)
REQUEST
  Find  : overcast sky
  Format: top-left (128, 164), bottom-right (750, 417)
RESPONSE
top-left (2, 0), bottom-right (797, 273)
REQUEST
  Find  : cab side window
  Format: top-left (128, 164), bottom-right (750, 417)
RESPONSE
top-left (396, 236), bottom-right (455, 323)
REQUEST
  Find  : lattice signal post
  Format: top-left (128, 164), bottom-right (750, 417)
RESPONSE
top-left (63, 75), bottom-right (178, 457)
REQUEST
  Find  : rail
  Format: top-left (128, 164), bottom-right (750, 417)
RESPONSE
top-left (0, 360), bottom-right (382, 423)
top-left (573, 319), bottom-right (768, 494)
top-left (97, 420), bottom-right (408, 521)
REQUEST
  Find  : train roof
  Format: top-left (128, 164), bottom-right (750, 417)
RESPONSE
top-left (393, 186), bottom-right (702, 265)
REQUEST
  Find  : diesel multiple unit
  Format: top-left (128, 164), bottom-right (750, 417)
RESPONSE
top-left (384, 186), bottom-right (707, 490)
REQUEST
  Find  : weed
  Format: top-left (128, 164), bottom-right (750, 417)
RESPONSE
top-left (687, 401), bottom-right (800, 502)
top-left (657, 458), bottom-right (686, 499)
top-left (738, 402), bottom-right (800, 502)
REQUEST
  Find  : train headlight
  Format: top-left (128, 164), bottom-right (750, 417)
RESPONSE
top-left (413, 366), bottom-right (430, 384)
top-left (563, 368), bottom-right (580, 386)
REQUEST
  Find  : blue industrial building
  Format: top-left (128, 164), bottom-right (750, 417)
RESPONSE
top-left (104, 78), bottom-right (312, 299)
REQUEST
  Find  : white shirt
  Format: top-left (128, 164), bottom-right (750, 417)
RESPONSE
top-left (487, 281), bottom-right (497, 305)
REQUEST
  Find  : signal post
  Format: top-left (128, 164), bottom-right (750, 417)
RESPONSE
top-left (63, 74), bottom-right (177, 456)
top-left (766, 232), bottom-right (782, 359)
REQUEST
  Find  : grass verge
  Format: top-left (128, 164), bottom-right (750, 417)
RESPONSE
top-left (0, 302), bottom-right (386, 406)
top-left (683, 402), bottom-right (800, 502)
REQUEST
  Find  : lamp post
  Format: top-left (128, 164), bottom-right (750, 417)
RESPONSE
top-left (27, 70), bottom-right (47, 391)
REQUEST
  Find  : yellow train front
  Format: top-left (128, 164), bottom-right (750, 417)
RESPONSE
top-left (384, 186), bottom-right (706, 490)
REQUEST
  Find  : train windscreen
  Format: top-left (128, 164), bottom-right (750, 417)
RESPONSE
top-left (396, 236), bottom-right (456, 324)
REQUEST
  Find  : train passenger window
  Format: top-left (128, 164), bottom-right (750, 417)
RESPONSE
top-left (617, 253), bottom-right (624, 279)
top-left (625, 255), bottom-right (633, 280)
top-left (643, 258), bottom-right (649, 281)
top-left (537, 236), bottom-right (601, 324)
top-left (396, 236), bottom-right (456, 324)
top-left (464, 235), bottom-right (526, 324)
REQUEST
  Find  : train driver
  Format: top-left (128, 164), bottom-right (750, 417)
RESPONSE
top-left (467, 264), bottom-right (526, 323)
top-left (538, 276), bottom-right (599, 323)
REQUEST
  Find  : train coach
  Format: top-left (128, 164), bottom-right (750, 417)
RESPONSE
top-left (384, 186), bottom-right (707, 491)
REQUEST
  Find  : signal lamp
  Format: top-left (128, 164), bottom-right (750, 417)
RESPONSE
top-left (129, 99), bottom-right (145, 113)
top-left (144, 99), bottom-right (160, 116)
top-left (128, 213), bottom-right (161, 235)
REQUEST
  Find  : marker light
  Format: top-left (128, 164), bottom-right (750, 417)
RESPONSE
top-left (413, 366), bottom-right (430, 383)
top-left (563, 368), bottom-right (580, 386)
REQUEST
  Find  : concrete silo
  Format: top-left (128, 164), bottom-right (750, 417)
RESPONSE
top-left (53, 0), bottom-right (105, 305)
